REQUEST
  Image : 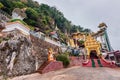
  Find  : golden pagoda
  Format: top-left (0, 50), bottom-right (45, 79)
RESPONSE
top-left (84, 34), bottom-right (101, 59)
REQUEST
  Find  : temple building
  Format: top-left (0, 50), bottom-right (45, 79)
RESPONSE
top-left (69, 31), bottom-right (86, 48)
top-left (49, 26), bottom-right (59, 42)
top-left (68, 22), bottom-right (113, 60)
top-left (2, 21), bottom-right (30, 35)
top-left (84, 35), bottom-right (101, 59)
top-left (92, 23), bottom-right (113, 52)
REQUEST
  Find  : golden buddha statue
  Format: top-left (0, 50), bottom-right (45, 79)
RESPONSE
top-left (48, 48), bottom-right (55, 61)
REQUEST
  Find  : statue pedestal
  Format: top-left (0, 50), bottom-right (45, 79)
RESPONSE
top-left (37, 61), bottom-right (63, 74)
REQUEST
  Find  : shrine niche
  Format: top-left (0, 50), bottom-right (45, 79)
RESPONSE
top-left (84, 35), bottom-right (101, 59)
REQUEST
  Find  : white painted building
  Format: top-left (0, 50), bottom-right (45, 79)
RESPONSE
top-left (12, 12), bottom-right (24, 20)
top-left (30, 30), bottom-right (61, 47)
top-left (2, 21), bottom-right (30, 35)
top-left (45, 37), bottom-right (61, 47)
top-left (3, 21), bottom-right (61, 47)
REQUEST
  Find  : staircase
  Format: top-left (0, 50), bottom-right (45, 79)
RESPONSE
top-left (37, 61), bottom-right (51, 73)
top-left (37, 61), bottom-right (63, 74)
top-left (82, 60), bottom-right (92, 67)
top-left (69, 56), bottom-right (83, 67)
top-left (100, 59), bottom-right (115, 67)
top-left (91, 59), bottom-right (96, 67)
top-left (83, 59), bottom-right (116, 67)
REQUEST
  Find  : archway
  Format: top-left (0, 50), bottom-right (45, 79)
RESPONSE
top-left (90, 50), bottom-right (98, 59)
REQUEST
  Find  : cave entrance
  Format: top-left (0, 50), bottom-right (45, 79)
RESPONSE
top-left (90, 50), bottom-right (98, 59)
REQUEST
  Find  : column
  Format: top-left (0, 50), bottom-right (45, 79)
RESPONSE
top-left (104, 30), bottom-right (112, 52)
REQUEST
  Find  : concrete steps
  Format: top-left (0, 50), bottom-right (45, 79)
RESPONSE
top-left (37, 61), bottom-right (63, 74)
top-left (83, 59), bottom-right (116, 67)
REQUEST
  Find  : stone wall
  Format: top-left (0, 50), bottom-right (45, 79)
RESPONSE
top-left (0, 30), bottom-right (60, 77)
top-left (0, 30), bottom-right (35, 77)
top-left (30, 34), bottom-right (60, 69)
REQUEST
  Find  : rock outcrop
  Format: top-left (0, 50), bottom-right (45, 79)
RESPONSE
top-left (0, 29), bottom-right (60, 77)
top-left (0, 30), bottom-right (35, 76)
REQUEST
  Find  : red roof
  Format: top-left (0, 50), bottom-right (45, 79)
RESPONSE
top-left (50, 31), bottom-right (56, 35)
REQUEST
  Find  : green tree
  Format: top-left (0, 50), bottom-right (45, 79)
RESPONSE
top-left (0, 2), bottom-right (4, 9)
top-left (70, 25), bottom-right (78, 33)
top-left (83, 29), bottom-right (91, 34)
top-left (26, 0), bottom-right (39, 8)
top-left (56, 54), bottom-right (70, 67)
top-left (13, 1), bottom-right (26, 8)
top-left (0, 0), bottom-right (14, 14)
top-left (23, 18), bottom-right (37, 26)
top-left (25, 8), bottom-right (39, 20)
top-left (78, 25), bottom-right (84, 32)
top-left (1, 0), bottom-right (91, 43)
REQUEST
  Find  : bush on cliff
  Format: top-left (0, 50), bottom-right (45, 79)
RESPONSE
top-left (56, 54), bottom-right (70, 67)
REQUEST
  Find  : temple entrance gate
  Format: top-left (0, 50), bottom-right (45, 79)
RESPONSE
top-left (90, 50), bottom-right (99, 59)
top-left (84, 35), bottom-right (101, 59)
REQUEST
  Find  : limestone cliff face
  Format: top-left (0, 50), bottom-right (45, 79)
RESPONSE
top-left (0, 30), bottom-right (59, 77)
top-left (0, 30), bottom-right (35, 76)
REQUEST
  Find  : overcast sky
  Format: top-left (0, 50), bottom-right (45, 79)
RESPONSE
top-left (34, 0), bottom-right (120, 50)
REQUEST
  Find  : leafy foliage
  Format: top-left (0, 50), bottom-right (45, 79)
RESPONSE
top-left (13, 1), bottom-right (26, 8)
top-left (56, 53), bottom-right (70, 67)
top-left (10, 19), bottom-right (34, 30)
top-left (1, 0), bottom-right (91, 43)
top-left (78, 40), bottom-right (84, 44)
top-left (10, 19), bottom-right (27, 25)
top-left (25, 8), bottom-right (39, 20)
top-left (0, 2), bottom-right (4, 9)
